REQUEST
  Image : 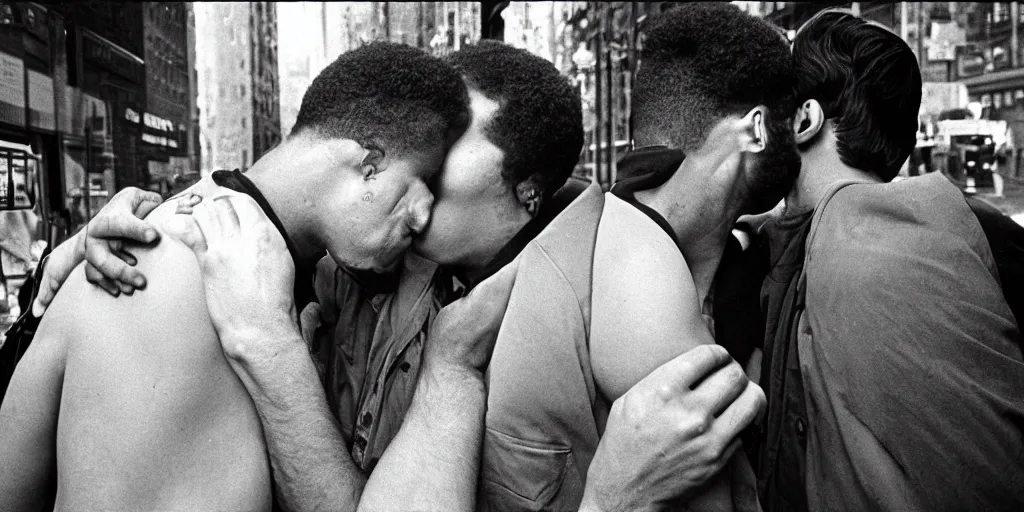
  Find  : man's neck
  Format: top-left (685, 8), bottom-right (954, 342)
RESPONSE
top-left (786, 149), bottom-right (881, 214)
top-left (634, 160), bottom-right (746, 303)
top-left (242, 157), bottom-right (324, 269)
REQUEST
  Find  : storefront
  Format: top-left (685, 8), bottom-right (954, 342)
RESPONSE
top-left (0, 3), bottom-right (64, 330)
top-left (62, 26), bottom-right (146, 232)
top-left (964, 67), bottom-right (1024, 177)
top-left (134, 109), bottom-right (190, 196)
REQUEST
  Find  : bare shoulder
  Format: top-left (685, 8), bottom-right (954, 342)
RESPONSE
top-left (53, 206), bottom-right (271, 510)
top-left (590, 196), bottom-right (712, 400)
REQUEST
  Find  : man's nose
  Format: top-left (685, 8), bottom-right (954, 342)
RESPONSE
top-left (407, 184), bottom-right (434, 235)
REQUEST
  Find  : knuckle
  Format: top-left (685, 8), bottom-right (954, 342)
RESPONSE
top-left (656, 383), bottom-right (676, 402)
top-left (682, 412), bottom-right (714, 438)
top-left (704, 343), bottom-right (729, 360)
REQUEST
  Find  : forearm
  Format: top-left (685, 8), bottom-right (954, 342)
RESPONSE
top-left (358, 361), bottom-right (487, 512)
top-left (228, 334), bottom-right (365, 512)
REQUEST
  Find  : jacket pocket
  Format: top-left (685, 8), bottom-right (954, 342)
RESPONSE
top-left (479, 428), bottom-right (583, 512)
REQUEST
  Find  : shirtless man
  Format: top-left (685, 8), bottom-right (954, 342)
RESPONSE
top-left (12, 41), bottom-right (766, 511)
top-left (0, 42), bottom-right (474, 511)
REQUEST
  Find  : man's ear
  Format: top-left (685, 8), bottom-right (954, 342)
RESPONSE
top-left (793, 99), bottom-right (825, 145)
top-left (358, 141), bottom-right (385, 180)
top-left (740, 106), bottom-right (768, 154)
top-left (515, 177), bottom-right (543, 217)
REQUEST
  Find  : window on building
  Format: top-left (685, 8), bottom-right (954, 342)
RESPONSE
top-left (1016, 89), bottom-right (1024, 105)
top-left (242, 149), bottom-right (248, 168)
top-left (241, 58), bottom-right (246, 70)
top-left (240, 84), bottom-right (246, 98)
top-left (241, 117), bottom-right (246, 129)
top-left (993, 3), bottom-right (1007, 23)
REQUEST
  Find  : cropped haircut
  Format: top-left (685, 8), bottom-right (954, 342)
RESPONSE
top-left (292, 42), bottom-right (470, 158)
top-left (793, 9), bottom-right (922, 182)
top-left (634, 2), bottom-right (797, 155)
top-left (633, 3), bottom-right (801, 210)
top-left (447, 41), bottom-right (584, 202)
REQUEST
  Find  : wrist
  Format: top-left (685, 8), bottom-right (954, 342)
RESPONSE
top-left (422, 354), bottom-right (485, 384)
top-left (220, 324), bottom-right (305, 363)
top-left (581, 463), bottom-right (657, 512)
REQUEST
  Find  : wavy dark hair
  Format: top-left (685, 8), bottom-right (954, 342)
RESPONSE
top-left (793, 9), bottom-right (922, 182)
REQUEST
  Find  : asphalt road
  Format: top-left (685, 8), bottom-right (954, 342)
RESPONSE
top-left (962, 174), bottom-right (1024, 226)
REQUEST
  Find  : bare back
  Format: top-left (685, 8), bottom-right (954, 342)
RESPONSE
top-left (2, 194), bottom-right (272, 511)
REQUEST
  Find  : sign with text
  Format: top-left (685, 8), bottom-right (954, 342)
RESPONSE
top-left (143, 112), bottom-right (175, 133)
top-left (81, 30), bottom-right (145, 85)
top-left (28, 69), bottom-right (55, 131)
top-left (0, 51), bottom-right (26, 127)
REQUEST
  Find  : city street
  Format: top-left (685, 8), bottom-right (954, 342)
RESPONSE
top-left (974, 177), bottom-right (1024, 226)
top-left (950, 173), bottom-right (1024, 226)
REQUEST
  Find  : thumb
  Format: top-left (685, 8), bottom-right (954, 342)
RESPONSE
top-left (32, 271), bottom-right (60, 317)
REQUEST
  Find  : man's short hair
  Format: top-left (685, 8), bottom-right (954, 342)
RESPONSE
top-left (634, 3), bottom-right (797, 153)
top-left (447, 41), bottom-right (584, 202)
top-left (793, 10), bottom-right (922, 182)
top-left (633, 3), bottom-right (800, 209)
top-left (292, 42), bottom-right (470, 157)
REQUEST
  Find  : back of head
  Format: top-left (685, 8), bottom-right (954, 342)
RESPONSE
top-left (793, 10), bottom-right (922, 182)
top-left (292, 41), bottom-right (470, 158)
top-left (447, 41), bottom-right (584, 202)
top-left (633, 3), bottom-right (800, 202)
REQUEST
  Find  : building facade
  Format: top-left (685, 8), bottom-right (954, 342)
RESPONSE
top-left (187, 3), bottom-right (200, 175)
top-left (250, 1), bottom-right (280, 161)
top-left (48, 1), bottom-right (147, 226)
top-left (196, 1), bottom-right (280, 174)
top-left (143, 2), bottom-right (192, 196)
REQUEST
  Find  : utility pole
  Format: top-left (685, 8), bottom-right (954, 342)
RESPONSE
top-left (454, 2), bottom-right (462, 50)
top-left (917, 2), bottom-right (925, 70)
top-left (548, 3), bottom-right (556, 63)
top-left (1012, 2), bottom-right (1020, 68)
top-left (592, 2), bottom-right (603, 187)
top-left (901, 2), bottom-right (909, 43)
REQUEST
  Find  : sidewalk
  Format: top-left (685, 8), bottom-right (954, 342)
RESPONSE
top-left (947, 171), bottom-right (1024, 225)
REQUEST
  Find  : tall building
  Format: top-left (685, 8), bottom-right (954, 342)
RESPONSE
top-left (187, 4), bottom-right (200, 176)
top-left (142, 2), bottom-right (193, 195)
top-left (196, 2), bottom-right (280, 174)
top-left (50, 1), bottom-right (147, 217)
top-left (251, 1), bottom-right (280, 161)
top-left (278, 2), bottom-right (318, 138)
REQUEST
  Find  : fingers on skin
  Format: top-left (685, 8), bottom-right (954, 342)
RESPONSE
top-left (713, 381), bottom-right (766, 442)
top-left (690, 359), bottom-right (750, 418)
top-left (85, 264), bottom-right (121, 297)
top-left (133, 190), bottom-right (164, 212)
top-left (211, 195), bottom-right (243, 236)
top-left (85, 240), bottom-right (145, 290)
top-left (31, 275), bottom-right (60, 317)
top-left (648, 344), bottom-right (733, 396)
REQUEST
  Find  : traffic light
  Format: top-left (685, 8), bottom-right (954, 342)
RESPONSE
top-left (481, 1), bottom-right (510, 41)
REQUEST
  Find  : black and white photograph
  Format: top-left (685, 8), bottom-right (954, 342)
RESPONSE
top-left (0, 2), bottom-right (1022, 510)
